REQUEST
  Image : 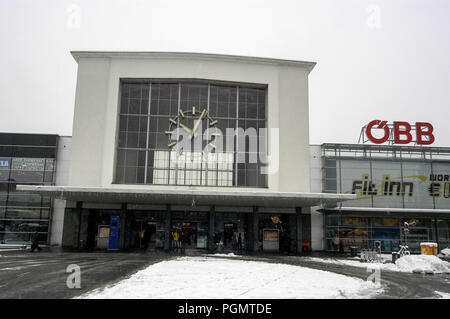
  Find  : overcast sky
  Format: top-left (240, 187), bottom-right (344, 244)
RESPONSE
top-left (0, 0), bottom-right (449, 146)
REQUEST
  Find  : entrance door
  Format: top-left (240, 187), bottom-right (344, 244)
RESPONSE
top-left (142, 222), bottom-right (157, 250)
top-left (171, 211), bottom-right (209, 249)
top-left (181, 222), bottom-right (197, 249)
top-left (224, 223), bottom-right (237, 249)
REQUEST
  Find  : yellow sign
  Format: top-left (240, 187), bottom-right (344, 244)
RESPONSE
top-left (98, 227), bottom-right (110, 238)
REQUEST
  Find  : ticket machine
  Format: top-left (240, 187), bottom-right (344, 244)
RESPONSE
top-left (108, 216), bottom-right (120, 252)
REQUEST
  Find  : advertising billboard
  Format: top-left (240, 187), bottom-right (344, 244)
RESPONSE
top-left (11, 158), bottom-right (46, 171)
top-left (333, 158), bottom-right (450, 209)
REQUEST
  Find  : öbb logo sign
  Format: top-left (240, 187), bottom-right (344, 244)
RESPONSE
top-left (365, 120), bottom-right (435, 145)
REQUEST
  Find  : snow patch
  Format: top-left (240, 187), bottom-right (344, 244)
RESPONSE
top-left (205, 253), bottom-right (240, 258)
top-left (79, 257), bottom-right (384, 299)
top-left (307, 254), bottom-right (450, 274)
top-left (307, 256), bottom-right (399, 272)
top-left (440, 248), bottom-right (450, 256)
top-left (435, 291), bottom-right (450, 299)
top-left (395, 255), bottom-right (450, 274)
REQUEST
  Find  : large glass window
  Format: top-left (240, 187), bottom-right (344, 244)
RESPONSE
top-left (324, 215), bottom-right (443, 253)
top-left (0, 134), bottom-right (57, 245)
top-left (115, 81), bottom-right (267, 187)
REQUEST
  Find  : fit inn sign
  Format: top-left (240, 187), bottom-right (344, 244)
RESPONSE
top-left (361, 120), bottom-right (435, 145)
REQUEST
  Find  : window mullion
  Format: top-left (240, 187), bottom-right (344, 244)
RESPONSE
top-left (144, 82), bottom-right (152, 184)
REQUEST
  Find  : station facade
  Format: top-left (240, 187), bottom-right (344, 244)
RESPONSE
top-left (16, 52), bottom-right (352, 253)
top-left (7, 52), bottom-right (449, 254)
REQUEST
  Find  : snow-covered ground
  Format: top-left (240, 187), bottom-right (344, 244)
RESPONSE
top-left (435, 291), bottom-right (450, 299)
top-left (306, 254), bottom-right (450, 274)
top-left (79, 256), bottom-right (384, 299)
top-left (204, 253), bottom-right (240, 258)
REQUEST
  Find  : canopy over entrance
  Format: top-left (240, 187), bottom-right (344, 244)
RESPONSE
top-left (16, 185), bottom-right (355, 208)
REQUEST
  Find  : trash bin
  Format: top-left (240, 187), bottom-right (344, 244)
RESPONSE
top-left (432, 245), bottom-right (438, 256)
top-left (350, 246), bottom-right (358, 257)
top-left (392, 252), bottom-right (399, 264)
top-left (420, 242), bottom-right (438, 256)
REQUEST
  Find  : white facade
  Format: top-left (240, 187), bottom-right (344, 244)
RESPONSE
top-left (68, 52), bottom-right (315, 193)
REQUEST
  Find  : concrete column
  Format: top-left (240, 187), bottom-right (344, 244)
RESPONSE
top-left (164, 204), bottom-right (171, 251)
top-left (252, 207), bottom-right (259, 252)
top-left (75, 201), bottom-right (82, 249)
top-left (208, 206), bottom-right (215, 251)
top-left (62, 206), bottom-right (80, 249)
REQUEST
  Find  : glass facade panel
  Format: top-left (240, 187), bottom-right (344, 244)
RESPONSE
top-left (322, 144), bottom-right (450, 210)
top-left (324, 215), bottom-right (443, 253)
top-left (0, 133), bottom-right (57, 245)
top-left (115, 81), bottom-right (267, 187)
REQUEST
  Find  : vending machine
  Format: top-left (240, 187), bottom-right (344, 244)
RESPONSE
top-left (108, 216), bottom-right (120, 252)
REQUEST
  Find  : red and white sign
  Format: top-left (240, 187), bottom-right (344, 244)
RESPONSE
top-left (364, 120), bottom-right (435, 145)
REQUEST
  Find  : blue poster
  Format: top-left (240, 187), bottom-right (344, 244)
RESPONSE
top-left (0, 158), bottom-right (11, 170)
top-left (108, 216), bottom-right (120, 252)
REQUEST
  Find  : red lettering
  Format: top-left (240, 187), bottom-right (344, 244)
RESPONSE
top-left (365, 120), bottom-right (435, 145)
top-left (366, 120), bottom-right (390, 144)
top-left (416, 122), bottom-right (435, 145)
top-left (393, 121), bottom-right (412, 144)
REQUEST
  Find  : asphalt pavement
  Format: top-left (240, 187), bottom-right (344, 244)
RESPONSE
top-left (0, 249), bottom-right (173, 299)
top-left (0, 249), bottom-right (449, 299)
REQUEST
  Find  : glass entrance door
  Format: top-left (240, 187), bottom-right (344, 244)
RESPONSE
top-left (171, 211), bottom-right (208, 249)
top-left (224, 223), bottom-right (237, 249)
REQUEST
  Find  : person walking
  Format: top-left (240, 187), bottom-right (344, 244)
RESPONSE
top-left (30, 231), bottom-right (42, 252)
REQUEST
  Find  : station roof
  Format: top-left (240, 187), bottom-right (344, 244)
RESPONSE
top-left (70, 51), bottom-right (317, 72)
top-left (16, 185), bottom-right (354, 209)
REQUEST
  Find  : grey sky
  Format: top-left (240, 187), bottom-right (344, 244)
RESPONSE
top-left (0, 0), bottom-right (449, 146)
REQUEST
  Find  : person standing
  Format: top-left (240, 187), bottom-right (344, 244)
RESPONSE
top-left (171, 230), bottom-right (179, 251)
top-left (30, 231), bottom-right (42, 252)
top-left (176, 230), bottom-right (181, 251)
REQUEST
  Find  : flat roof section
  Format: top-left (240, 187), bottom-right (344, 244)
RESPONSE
top-left (16, 185), bottom-right (355, 208)
top-left (70, 51), bottom-right (316, 72)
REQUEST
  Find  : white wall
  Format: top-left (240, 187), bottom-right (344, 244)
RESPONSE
top-left (309, 144), bottom-right (324, 251)
top-left (69, 58), bottom-right (110, 187)
top-left (68, 53), bottom-right (314, 193)
top-left (50, 136), bottom-right (71, 246)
